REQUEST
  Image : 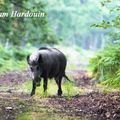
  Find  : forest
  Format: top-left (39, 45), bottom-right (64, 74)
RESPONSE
top-left (0, 0), bottom-right (120, 120)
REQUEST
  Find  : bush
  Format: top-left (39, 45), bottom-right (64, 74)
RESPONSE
top-left (90, 42), bottom-right (120, 88)
top-left (13, 47), bottom-right (29, 61)
top-left (0, 44), bottom-right (30, 72)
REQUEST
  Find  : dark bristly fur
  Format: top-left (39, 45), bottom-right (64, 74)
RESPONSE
top-left (27, 47), bottom-right (70, 96)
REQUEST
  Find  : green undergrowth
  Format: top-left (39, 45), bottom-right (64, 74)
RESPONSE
top-left (22, 79), bottom-right (80, 97)
top-left (0, 44), bottom-right (33, 72)
top-left (95, 84), bottom-right (120, 93)
top-left (0, 44), bottom-right (94, 73)
top-left (90, 43), bottom-right (120, 88)
top-left (101, 79), bottom-right (120, 88)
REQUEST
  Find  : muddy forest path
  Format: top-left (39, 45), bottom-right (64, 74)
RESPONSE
top-left (0, 69), bottom-right (120, 120)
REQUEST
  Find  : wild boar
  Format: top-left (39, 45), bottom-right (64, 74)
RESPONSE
top-left (27, 47), bottom-right (70, 96)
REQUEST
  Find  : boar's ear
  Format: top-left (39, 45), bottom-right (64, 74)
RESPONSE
top-left (38, 54), bottom-right (43, 64)
top-left (27, 55), bottom-right (30, 64)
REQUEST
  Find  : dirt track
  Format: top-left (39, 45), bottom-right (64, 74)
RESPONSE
top-left (0, 70), bottom-right (120, 120)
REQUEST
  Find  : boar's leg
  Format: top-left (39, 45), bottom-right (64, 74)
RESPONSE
top-left (55, 76), bottom-right (63, 96)
top-left (43, 77), bottom-right (48, 93)
top-left (31, 80), bottom-right (36, 96)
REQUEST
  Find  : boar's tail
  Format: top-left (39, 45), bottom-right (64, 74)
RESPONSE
top-left (63, 74), bottom-right (74, 83)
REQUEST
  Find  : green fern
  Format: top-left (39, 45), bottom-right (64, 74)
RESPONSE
top-left (90, 42), bottom-right (120, 88)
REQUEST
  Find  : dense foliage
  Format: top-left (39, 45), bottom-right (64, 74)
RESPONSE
top-left (92, 0), bottom-right (120, 42)
top-left (90, 0), bottom-right (120, 87)
top-left (0, 43), bottom-right (31, 72)
top-left (0, 0), bottom-right (58, 45)
top-left (90, 43), bottom-right (120, 87)
top-left (0, 0), bottom-right (116, 49)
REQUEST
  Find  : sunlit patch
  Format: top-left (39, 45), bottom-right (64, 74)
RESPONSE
top-left (16, 112), bottom-right (83, 120)
top-left (22, 79), bottom-right (80, 97)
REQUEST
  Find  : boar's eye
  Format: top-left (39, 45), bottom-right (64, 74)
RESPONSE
top-left (36, 66), bottom-right (39, 70)
top-left (30, 67), bottom-right (33, 72)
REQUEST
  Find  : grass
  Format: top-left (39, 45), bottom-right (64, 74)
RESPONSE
top-left (22, 79), bottom-right (80, 97)
top-left (16, 112), bottom-right (85, 120)
top-left (89, 43), bottom-right (120, 88)
top-left (101, 79), bottom-right (120, 89)
top-left (93, 84), bottom-right (120, 93)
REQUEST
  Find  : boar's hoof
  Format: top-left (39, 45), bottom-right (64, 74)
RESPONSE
top-left (30, 91), bottom-right (35, 96)
top-left (58, 90), bottom-right (62, 96)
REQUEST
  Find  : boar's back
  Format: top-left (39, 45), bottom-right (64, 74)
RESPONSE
top-left (39, 47), bottom-right (67, 78)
